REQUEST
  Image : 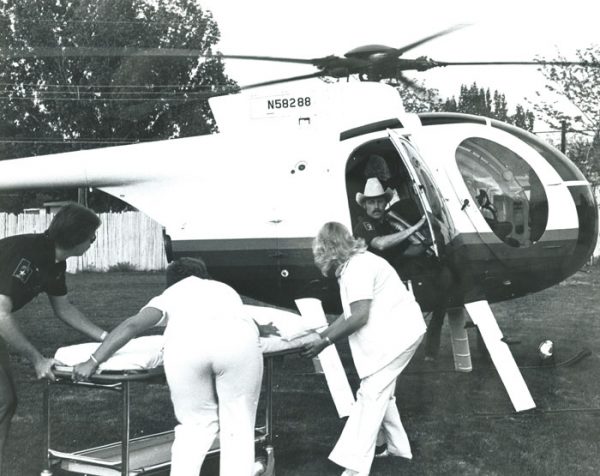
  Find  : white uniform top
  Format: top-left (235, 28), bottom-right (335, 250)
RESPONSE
top-left (338, 251), bottom-right (426, 378)
top-left (141, 276), bottom-right (258, 340)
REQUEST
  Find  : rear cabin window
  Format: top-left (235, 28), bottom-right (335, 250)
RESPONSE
top-left (456, 137), bottom-right (548, 247)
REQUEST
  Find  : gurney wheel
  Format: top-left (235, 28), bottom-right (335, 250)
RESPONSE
top-left (253, 445), bottom-right (275, 476)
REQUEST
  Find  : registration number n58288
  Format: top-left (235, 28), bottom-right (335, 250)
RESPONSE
top-left (267, 97), bottom-right (312, 109)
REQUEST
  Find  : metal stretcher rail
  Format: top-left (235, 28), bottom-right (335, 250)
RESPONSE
top-left (42, 347), bottom-right (301, 476)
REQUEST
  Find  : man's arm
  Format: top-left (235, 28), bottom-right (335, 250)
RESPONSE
top-left (48, 295), bottom-right (106, 341)
top-left (370, 215), bottom-right (427, 251)
top-left (72, 307), bottom-right (163, 381)
top-left (0, 295), bottom-right (57, 380)
top-left (301, 300), bottom-right (371, 358)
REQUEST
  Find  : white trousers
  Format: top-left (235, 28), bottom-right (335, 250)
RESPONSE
top-left (163, 321), bottom-right (263, 476)
top-left (329, 335), bottom-right (422, 475)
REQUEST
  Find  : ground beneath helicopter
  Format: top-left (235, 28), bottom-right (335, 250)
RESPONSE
top-left (6, 266), bottom-right (600, 475)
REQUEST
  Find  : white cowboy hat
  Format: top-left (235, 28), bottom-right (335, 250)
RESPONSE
top-left (356, 177), bottom-right (394, 207)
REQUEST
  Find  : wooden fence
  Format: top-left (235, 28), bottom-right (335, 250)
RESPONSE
top-left (0, 211), bottom-right (167, 273)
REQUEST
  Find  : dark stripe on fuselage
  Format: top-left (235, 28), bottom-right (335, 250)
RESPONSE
top-left (417, 112), bottom-right (487, 126)
top-left (448, 229), bottom-right (580, 302)
top-left (340, 118), bottom-right (403, 141)
top-left (171, 228), bottom-right (583, 312)
top-left (565, 184), bottom-right (598, 274)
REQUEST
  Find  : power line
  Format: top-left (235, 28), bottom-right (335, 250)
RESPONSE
top-left (0, 46), bottom-right (220, 58)
top-left (0, 81), bottom-right (230, 89)
top-left (0, 95), bottom-right (212, 102)
top-left (0, 18), bottom-right (220, 30)
top-left (535, 129), bottom-right (598, 134)
top-left (0, 139), bottom-right (140, 144)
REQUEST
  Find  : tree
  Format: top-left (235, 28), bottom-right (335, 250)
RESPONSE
top-left (392, 79), bottom-right (445, 113)
top-left (565, 134), bottom-right (600, 185)
top-left (0, 0), bottom-right (234, 211)
top-left (443, 82), bottom-right (535, 131)
top-left (534, 46), bottom-right (600, 184)
top-left (395, 80), bottom-right (536, 132)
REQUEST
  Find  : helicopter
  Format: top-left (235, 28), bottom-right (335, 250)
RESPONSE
top-left (0, 26), bottom-right (597, 413)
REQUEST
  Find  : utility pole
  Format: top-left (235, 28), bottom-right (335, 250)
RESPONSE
top-left (77, 187), bottom-right (88, 207)
top-left (560, 120), bottom-right (567, 153)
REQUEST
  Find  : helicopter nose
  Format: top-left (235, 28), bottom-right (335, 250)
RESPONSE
top-left (564, 184), bottom-right (598, 275)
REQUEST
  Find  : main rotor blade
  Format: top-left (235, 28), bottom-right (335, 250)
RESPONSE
top-left (434, 60), bottom-right (600, 67)
top-left (0, 47), bottom-right (208, 58)
top-left (0, 47), bottom-right (327, 66)
top-left (238, 72), bottom-right (325, 91)
top-left (219, 54), bottom-right (319, 65)
top-left (393, 23), bottom-right (471, 56)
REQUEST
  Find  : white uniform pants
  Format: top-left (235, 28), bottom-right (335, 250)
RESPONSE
top-left (163, 321), bottom-right (263, 476)
top-left (329, 335), bottom-right (422, 475)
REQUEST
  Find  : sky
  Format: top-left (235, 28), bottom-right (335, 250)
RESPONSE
top-left (199, 0), bottom-right (599, 127)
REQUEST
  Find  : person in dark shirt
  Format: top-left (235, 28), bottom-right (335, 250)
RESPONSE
top-left (353, 178), bottom-right (448, 362)
top-left (353, 178), bottom-right (427, 261)
top-left (0, 203), bottom-right (108, 471)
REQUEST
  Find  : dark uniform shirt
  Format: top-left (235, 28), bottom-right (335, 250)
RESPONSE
top-left (0, 233), bottom-right (67, 312)
top-left (353, 215), bottom-right (411, 262)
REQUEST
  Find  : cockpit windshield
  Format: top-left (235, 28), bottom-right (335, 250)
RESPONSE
top-left (456, 137), bottom-right (549, 247)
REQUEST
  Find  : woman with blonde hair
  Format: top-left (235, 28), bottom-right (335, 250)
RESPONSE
top-left (303, 222), bottom-right (426, 476)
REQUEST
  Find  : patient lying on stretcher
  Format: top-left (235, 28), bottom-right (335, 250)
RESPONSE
top-left (61, 257), bottom-right (321, 476)
top-left (55, 304), bottom-right (321, 372)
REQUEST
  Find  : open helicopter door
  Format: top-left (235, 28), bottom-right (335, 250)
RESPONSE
top-left (387, 130), bottom-right (446, 257)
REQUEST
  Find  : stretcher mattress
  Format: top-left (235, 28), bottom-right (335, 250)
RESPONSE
top-left (54, 305), bottom-right (320, 372)
top-left (54, 335), bottom-right (165, 372)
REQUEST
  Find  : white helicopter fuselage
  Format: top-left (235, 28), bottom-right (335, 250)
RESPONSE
top-left (0, 81), bottom-right (596, 412)
top-left (0, 81), bottom-right (594, 310)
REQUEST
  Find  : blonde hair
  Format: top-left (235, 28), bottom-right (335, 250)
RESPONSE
top-left (313, 222), bottom-right (367, 276)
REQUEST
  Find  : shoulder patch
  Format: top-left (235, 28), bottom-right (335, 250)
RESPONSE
top-left (363, 222), bottom-right (374, 231)
top-left (13, 258), bottom-right (33, 284)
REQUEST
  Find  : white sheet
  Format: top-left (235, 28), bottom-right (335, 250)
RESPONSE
top-left (54, 314), bottom-right (320, 372)
top-left (54, 335), bottom-right (165, 372)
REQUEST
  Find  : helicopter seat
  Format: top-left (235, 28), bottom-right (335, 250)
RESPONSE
top-left (488, 220), bottom-right (513, 240)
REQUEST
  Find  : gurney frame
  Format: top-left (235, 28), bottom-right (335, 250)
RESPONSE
top-left (41, 349), bottom-right (296, 476)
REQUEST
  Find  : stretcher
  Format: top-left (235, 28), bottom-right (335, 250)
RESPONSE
top-left (40, 302), bottom-right (332, 476)
top-left (42, 343), bottom-right (315, 476)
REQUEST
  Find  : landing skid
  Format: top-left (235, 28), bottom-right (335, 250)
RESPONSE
top-left (459, 300), bottom-right (536, 412)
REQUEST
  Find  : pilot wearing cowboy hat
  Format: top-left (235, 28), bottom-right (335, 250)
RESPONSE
top-left (353, 177), bottom-right (427, 261)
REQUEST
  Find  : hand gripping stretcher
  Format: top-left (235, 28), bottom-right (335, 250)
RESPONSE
top-left (40, 300), bottom-right (354, 476)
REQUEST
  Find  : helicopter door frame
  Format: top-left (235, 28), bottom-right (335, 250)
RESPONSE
top-left (387, 130), bottom-right (440, 257)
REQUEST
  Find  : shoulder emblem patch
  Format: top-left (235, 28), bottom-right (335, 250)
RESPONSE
top-left (363, 222), bottom-right (374, 231)
top-left (12, 258), bottom-right (33, 284)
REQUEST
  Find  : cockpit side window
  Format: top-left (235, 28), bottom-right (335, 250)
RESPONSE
top-left (456, 137), bottom-right (548, 246)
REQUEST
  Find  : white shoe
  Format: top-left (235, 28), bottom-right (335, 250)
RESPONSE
top-left (341, 469), bottom-right (368, 476)
top-left (375, 448), bottom-right (413, 459)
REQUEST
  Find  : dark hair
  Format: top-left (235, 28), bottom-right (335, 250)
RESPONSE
top-left (46, 203), bottom-right (101, 249)
top-left (166, 257), bottom-right (210, 287)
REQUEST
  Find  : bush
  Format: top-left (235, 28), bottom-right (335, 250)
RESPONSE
top-left (107, 262), bottom-right (137, 272)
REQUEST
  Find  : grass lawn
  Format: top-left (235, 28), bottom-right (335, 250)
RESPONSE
top-left (4, 267), bottom-right (600, 476)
